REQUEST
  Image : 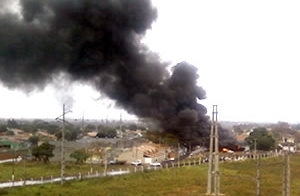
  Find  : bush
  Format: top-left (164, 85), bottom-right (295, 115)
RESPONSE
top-left (70, 149), bottom-right (90, 164)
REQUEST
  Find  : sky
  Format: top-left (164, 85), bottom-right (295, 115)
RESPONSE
top-left (0, 0), bottom-right (300, 123)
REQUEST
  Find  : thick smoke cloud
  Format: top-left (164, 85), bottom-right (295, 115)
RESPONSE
top-left (0, 0), bottom-right (209, 144)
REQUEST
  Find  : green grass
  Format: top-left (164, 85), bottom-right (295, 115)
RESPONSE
top-left (0, 161), bottom-right (130, 182)
top-left (0, 161), bottom-right (96, 182)
top-left (1, 154), bottom-right (300, 196)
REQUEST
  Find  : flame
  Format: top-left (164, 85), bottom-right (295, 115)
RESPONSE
top-left (222, 148), bottom-right (234, 153)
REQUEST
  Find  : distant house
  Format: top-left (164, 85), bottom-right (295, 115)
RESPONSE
top-left (167, 151), bottom-right (176, 160)
top-left (117, 143), bottom-right (167, 164)
top-left (278, 135), bottom-right (296, 153)
top-left (140, 143), bottom-right (167, 163)
top-left (87, 131), bottom-right (98, 137)
top-left (36, 130), bottom-right (57, 141)
top-left (0, 140), bottom-right (11, 149)
top-left (0, 139), bottom-right (21, 149)
top-left (0, 140), bottom-right (24, 162)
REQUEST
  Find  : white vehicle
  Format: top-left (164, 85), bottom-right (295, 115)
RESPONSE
top-left (148, 162), bottom-right (161, 170)
top-left (150, 162), bottom-right (161, 167)
top-left (131, 160), bottom-right (142, 166)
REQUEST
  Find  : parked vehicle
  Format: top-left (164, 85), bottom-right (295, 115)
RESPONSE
top-left (131, 160), bottom-right (142, 166)
top-left (150, 162), bottom-right (161, 167)
top-left (148, 162), bottom-right (161, 170)
top-left (109, 160), bottom-right (126, 165)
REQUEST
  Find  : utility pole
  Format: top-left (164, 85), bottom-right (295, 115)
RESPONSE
top-left (254, 139), bottom-right (257, 157)
top-left (61, 104), bottom-right (65, 185)
top-left (12, 148), bottom-right (16, 186)
top-left (119, 112), bottom-right (123, 138)
top-left (282, 151), bottom-right (290, 196)
top-left (206, 105), bottom-right (221, 196)
top-left (56, 104), bottom-right (71, 185)
top-left (178, 143), bottom-right (180, 168)
top-left (256, 154), bottom-right (261, 196)
top-left (81, 113), bottom-right (85, 131)
top-left (104, 148), bottom-right (107, 176)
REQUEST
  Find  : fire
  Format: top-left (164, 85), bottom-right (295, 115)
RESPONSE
top-left (222, 148), bottom-right (234, 153)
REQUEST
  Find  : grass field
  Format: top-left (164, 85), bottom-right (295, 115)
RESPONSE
top-left (0, 153), bottom-right (300, 196)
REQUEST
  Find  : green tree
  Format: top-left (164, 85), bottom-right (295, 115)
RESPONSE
top-left (65, 125), bottom-right (80, 141)
top-left (0, 124), bottom-right (7, 132)
top-left (145, 131), bottom-right (179, 146)
top-left (28, 136), bottom-right (39, 146)
top-left (293, 131), bottom-right (300, 143)
top-left (7, 119), bottom-right (19, 129)
top-left (70, 149), bottom-right (90, 164)
top-left (55, 126), bottom-right (80, 141)
top-left (245, 127), bottom-right (276, 151)
top-left (85, 124), bottom-right (97, 132)
top-left (96, 127), bottom-right (117, 138)
top-left (128, 123), bottom-right (137, 131)
top-left (19, 122), bottom-right (37, 133)
top-left (43, 124), bottom-right (60, 135)
top-left (271, 122), bottom-right (294, 140)
top-left (31, 142), bottom-right (55, 163)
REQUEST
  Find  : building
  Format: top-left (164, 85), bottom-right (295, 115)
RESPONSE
top-left (278, 135), bottom-right (296, 153)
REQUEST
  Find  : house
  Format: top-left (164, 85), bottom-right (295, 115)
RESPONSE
top-left (36, 130), bottom-right (57, 141)
top-left (117, 142), bottom-right (168, 164)
top-left (278, 135), bottom-right (296, 153)
top-left (87, 131), bottom-right (98, 137)
top-left (0, 139), bottom-right (22, 149)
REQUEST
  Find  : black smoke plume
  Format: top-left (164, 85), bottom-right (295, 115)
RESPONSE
top-left (0, 0), bottom-right (210, 144)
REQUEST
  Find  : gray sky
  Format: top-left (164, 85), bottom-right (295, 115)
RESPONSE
top-left (1, 0), bottom-right (300, 123)
top-left (145, 0), bottom-right (300, 123)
